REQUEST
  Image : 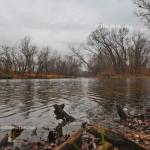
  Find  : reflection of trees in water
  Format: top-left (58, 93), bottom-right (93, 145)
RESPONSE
top-left (87, 79), bottom-right (127, 113)
top-left (18, 80), bottom-right (35, 118)
top-left (0, 80), bottom-right (15, 105)
top-left (36, 80), bottom-right (52, 104)
top-left (88, 78), bottom-right (150, 113)
top-left (36, 79), bottom-right (83, 103)
top-left (125, 78), bottom-right (150, 110)
top-left (0, 80), bottom-right (35, 119)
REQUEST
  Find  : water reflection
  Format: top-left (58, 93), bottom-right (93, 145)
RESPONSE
top-left (19, 80), bottom-right (35, 118)
top-left (0, 78), bottom-right (150, 127)
top-left (88, 78), bottom-right (150, 113)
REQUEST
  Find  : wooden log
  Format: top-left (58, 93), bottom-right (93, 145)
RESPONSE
top-left (54, 129), bottom-right (82, 150)
top-left (54, 104), bottom-right (75, 122)
top-left (88, 124), bottom-right (147, 150)
top-left (11, 126), bottom-right (23, 140)
top-left (47, 120), bottom-right (68, 144)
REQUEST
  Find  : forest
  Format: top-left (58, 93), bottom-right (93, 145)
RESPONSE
top-left (0, 37), bottom-right (81, 79)
top-left (0, 0), bottom-right (150, 79)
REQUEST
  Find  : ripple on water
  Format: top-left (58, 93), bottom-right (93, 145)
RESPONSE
top-left (0, 78), bottom-right (150, 128)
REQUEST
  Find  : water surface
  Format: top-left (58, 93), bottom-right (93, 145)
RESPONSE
top-left (0, 78), bottom-right (150, 129)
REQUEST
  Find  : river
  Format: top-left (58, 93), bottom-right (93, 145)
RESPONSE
top-left (0, 78), bottom-right (150, 129)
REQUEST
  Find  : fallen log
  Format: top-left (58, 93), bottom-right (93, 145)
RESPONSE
top-left (55, 123), bottom-right (148, 150)
top-left (1, 123), bottom-right (148, 150)
top-left (54, 104), bottom-right (75, 122)
top-left (47, 120), bottom-right (68, 145)
top-left (55, 129), bottom-right (82, 150)
top-left (88, 124), bottom-right (147, 150)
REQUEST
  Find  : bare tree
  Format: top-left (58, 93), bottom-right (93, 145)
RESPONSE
top-left (0, 37), bottom-right (81, 78)
top-left (71, 24), bottom-right (150, 76)
top-left (70, 45), bottom-right (95, 72)
top-left (20, 37), bottom-right (37, 74)
top-left (86, 26), bottom-right (130, 73)
top-left (135, 0), bottom-right (150, 27)
top-left (37, 47), bottom-right (50, 74)
top-left (0, 46), bottom-right (13, 76)
top-left (63, 55), bottom-right (81, 77)
top-left (128, 32), bottom-right (150, 73)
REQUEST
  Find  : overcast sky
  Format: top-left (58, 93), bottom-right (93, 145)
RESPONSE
top-left (0, 0), bottom-right (146, 53)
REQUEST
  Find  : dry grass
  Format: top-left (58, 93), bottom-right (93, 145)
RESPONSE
top-left (11, 72), bottom-right (65, 79)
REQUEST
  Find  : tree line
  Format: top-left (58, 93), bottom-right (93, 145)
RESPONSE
top-left (0, 37), bottom-right (81, 78)
top-left (72, 26), bottom-right (150, 76)
top-left (71, 0), bottom-right (150, 76)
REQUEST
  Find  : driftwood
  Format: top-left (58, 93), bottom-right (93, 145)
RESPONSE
top-left (54, 123), bottom-right (148, 150)
top-left (54, 104), bottom-right (75, 122)
top-left (48, 104), bottom-right (74, 145)
top-left (1, 103), bottom-right (149, 149)
top-left (47, 120), bottom-right (68, 145)
top-left (88, 124), bottom-right (147, 150)
top-left (55, 130), bottom-right (115, 150)
top-left (11, 125), bottom-right (23, 141)
top-left (55, 129), bottom-right (82, 150)
top-left (1, 123), bottom-right (148, 150)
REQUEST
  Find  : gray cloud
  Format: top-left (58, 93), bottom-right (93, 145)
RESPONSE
top-left (0, 0), bottom-right (146, 52)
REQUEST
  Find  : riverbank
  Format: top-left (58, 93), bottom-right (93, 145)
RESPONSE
top-left (0, 72), bottom-right (71, 79)
top-left (1, 73), bottom-right (150, 80)
top-left (97, 72), bottom-right (150, 79)
top-left (13, 73), bottom-right (66, 79)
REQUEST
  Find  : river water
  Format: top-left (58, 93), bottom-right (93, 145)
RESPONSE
top-left (0, 78), bottom-right (150, 129)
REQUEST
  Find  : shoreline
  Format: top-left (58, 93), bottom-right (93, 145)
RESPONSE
top-left (0, 73), bottom-right (78, 80)
top-left (97, 73), bottom-right (150, 79)
top-left (0, 72), bottom-right (150, 80)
